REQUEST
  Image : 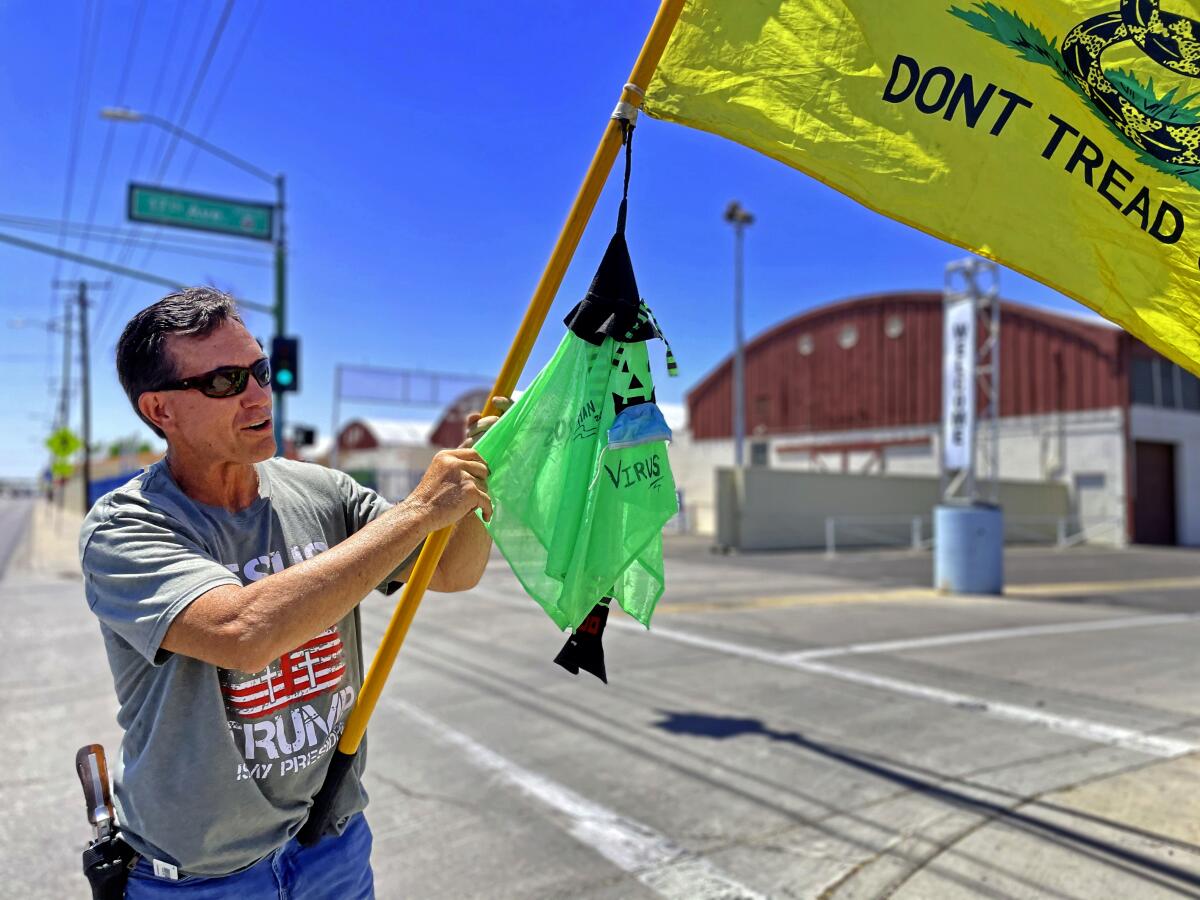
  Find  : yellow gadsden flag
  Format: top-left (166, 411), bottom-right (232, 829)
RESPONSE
top-left (645, 0), bottom-right (1200, 370)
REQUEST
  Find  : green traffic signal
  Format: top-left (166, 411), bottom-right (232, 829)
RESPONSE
top-left (270, 336), bottom-right (299, 393)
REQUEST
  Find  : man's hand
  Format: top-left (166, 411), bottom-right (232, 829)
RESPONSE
top-left (411, 448), bottom-right (493, 529)
top-left (460, 396), bottom-right (512, 449)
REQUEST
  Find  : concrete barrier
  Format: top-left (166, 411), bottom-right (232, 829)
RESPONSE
top-left (715, 468), bottom-right (1068, 551)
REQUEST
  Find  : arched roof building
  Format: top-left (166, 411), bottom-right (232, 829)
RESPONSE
top-left (677, 291), bottom-right (1200, 546)
top-left (687, 291), bottom-right (1135, 439)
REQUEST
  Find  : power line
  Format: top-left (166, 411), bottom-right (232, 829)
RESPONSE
top-left (124, 0), bottom-right (194, 198)
top-left (181, 0), bottom-right (265, 180)
top-left (147, 4), bottom-right (210, 182)
top-left (48, 0), bottom-right (103, 445)
top-left (53, 0), bottom-right (103, 283)
top-left (72, 0), bottom-right (149, 272)
top-left (97, 0), bottom-right (238, 345)
top-left (0, 231), bottom-right (275, 314)
top-left (60, 231), bottom-right (270, 268)
top-left (0, 214), bottom-right (271, 267)
top-left (0, 213), bottom-right (272, 252)
top-left (153, 0), bottom-right (235, 183)
top-left (91, 0), bottom-right (199, 338)
top-left (130, 0), bottom-right (238, 277)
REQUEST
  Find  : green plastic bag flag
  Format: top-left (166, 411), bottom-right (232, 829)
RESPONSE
top-left (474, 327), bottom-right (676, 631)
top-left (474, 125), bottom-right (677, 632)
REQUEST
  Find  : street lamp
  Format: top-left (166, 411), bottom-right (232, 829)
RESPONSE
top-left (724, 200), bottom-right (754, 468)
top-left (98, 106), bottom-right (142, 123)
top-left (100, 106), bottom-right (289, 454)
top-left (100, 107), bottom-right (277, 184)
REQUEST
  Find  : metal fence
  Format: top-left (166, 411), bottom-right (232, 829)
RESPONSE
top-left (823, 513), bottom-right (1126, 556)
top-left (823, 515), bottom-right (930, 557)
top-left (344, 467), bottom-right (427, 503)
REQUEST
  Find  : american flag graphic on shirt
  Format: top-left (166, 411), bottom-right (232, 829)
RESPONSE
top-left (220, 627), bottom-right (347, 720)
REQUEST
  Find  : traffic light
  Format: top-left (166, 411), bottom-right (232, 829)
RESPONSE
top-left (270, 336), bottom-right (299, 393)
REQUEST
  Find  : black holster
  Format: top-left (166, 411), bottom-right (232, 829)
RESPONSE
top-left (82, 831), bottom-right (137, 900)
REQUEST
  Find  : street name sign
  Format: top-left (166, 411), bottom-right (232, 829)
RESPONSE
top-left (127, 183), bottom-right (274, 241)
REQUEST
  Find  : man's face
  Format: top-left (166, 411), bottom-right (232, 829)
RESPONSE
top-left (151, 320), bottom-right (275, 463)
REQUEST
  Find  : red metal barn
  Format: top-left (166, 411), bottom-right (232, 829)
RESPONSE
top-left (680, 292), bottom-right (1197, 546)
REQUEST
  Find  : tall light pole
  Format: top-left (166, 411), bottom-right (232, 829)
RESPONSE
top-left (100, 107), bottom-right (288, 453)
top-left (724, 201), bottom-right (754, 468)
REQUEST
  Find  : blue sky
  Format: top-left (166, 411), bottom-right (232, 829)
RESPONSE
top-left (0, 0), bottom-right (1082, 478)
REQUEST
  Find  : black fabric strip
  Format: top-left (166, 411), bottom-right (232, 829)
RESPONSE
top-left (616, 119), bottom-right (634, 235)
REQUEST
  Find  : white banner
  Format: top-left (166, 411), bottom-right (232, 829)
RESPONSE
top-left (942, 300), bottom-right (976, 471)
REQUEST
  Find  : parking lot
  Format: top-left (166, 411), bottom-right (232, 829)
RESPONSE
top-left (4, 501), bottom-right (1199, 898)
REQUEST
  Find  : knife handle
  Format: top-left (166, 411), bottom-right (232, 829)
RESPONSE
top-left (75, 744), bottom-right (115, 837)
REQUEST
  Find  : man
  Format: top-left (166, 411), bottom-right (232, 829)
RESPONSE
top-left (80, 287), bottom-right (508, 897)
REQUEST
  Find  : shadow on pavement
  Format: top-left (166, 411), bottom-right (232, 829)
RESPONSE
top-left (654, 711), bottom-right (1200, 896)
top-left (409, 635), bottom-right (1094, 900)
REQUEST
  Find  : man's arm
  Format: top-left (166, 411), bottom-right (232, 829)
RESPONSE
top-left (162, 449), bottom-right (490, 672)
top-left (419, 397), bottom-right (509, 591)
top-left (427, 511), bottom-right (492, 592)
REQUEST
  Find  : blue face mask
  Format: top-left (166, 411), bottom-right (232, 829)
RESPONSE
top-left (606, 402), bottom-right (673, 450)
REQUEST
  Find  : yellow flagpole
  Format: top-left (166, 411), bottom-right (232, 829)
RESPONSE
top-left (299, 0), bottom-right (686, 843)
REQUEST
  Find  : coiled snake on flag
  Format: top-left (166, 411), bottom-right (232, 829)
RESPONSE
top-left (1062, 0), bottom-right (1200, 166)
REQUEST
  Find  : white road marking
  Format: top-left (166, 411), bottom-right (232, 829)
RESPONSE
top-left (782, 612), bottom-right (1200, 661)
top-left (632, 625), bottom-right (1198, 759)
top-left (465, 585), bottom-right (1198, 758)
top-left (387, 698), bottom-right (767, 900)
top-left (790, 659), bottom-right (1198, 758)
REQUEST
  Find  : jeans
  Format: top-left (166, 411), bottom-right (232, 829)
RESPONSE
top-left (124, 813), bottom-right (374, 899)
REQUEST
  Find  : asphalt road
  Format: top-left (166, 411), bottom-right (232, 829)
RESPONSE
top-left (4, 513), bottom-right (1199, 898)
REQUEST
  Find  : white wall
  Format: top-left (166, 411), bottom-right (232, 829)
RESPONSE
top-left (668, 430), bottom-right (731, 536)
top-left (886, 440), bottom-right (940, 475)
top-left (991, 409), bottom-right (1127, 543)
top-left (673, 408), bottom-right (1127, 543)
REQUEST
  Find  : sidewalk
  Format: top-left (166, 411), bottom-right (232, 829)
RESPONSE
top-left (880, 754), bottom-right (1200, 898)
top-left (2, 502), bottom-right (118, 899)
top-left (17, 500), bottom-right (84, 579)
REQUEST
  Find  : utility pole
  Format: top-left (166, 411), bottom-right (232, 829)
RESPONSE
top-left (54, 279), bottom-right (108, 513)
top-left (724, 201), bottom-right (754, 468)
top-left (10, 309), bottom-right (75, 504)
top-left (79, 282), bottom-right (92, 516)
top-left (56, 300), bottom-right (73, 508)
top-left (273, 173), bottom-right (288, 454)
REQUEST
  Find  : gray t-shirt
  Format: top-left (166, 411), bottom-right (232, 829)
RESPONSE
top-left (80, 457), bottom-right (412, 876)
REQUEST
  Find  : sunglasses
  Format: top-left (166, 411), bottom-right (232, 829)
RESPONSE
top-left (157, 357), bottom-right (272, 398)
